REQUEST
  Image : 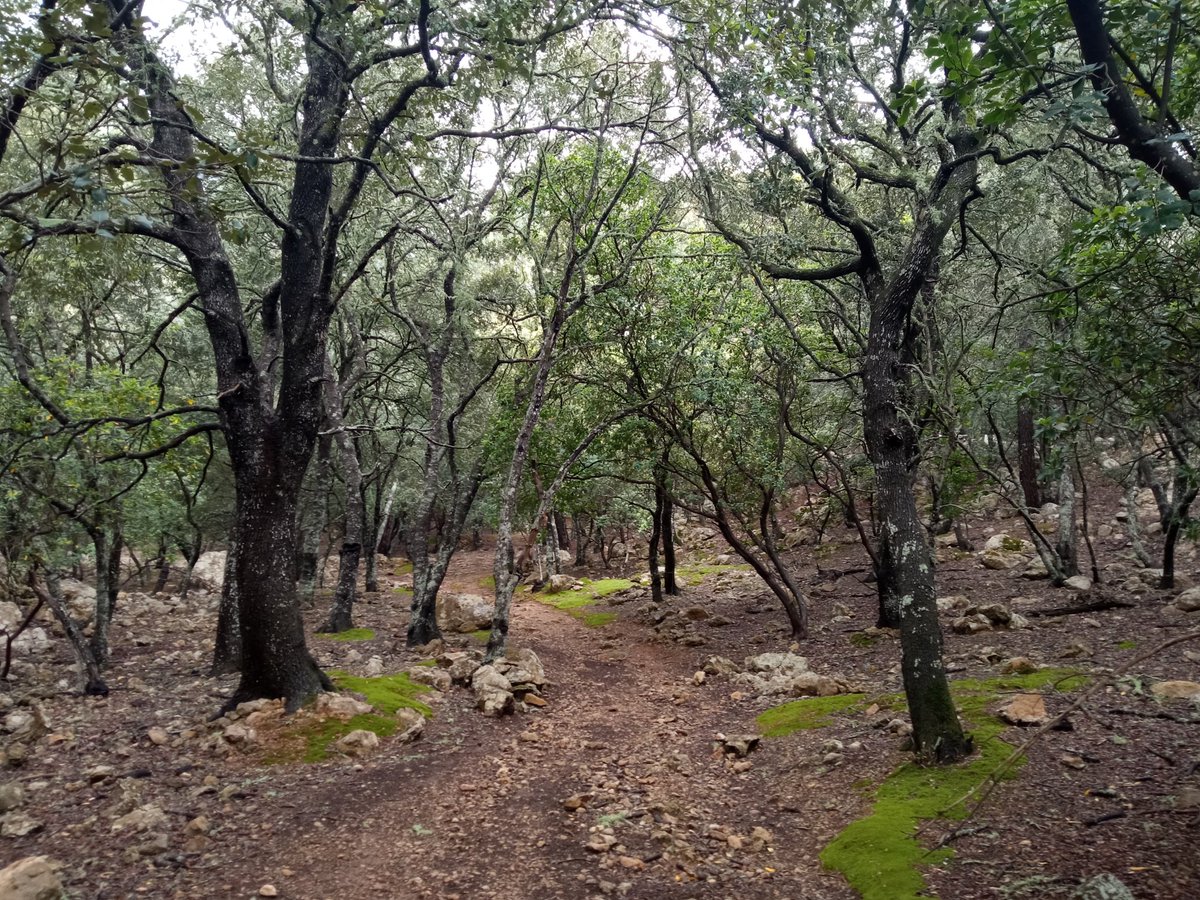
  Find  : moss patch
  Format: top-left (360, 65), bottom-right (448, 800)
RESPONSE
top-left (817, 668), bottom-right (1085, 900)
top-left (757, 694), bottom-right (867, 736)
top-left (315, 627), bottom-right (376, 641)
top-left (1117, 639), bottom-right (1137, 650)
top-left (850, 632), bottom-right (879, 649)
top-left (469, 629), bottom-right (490, 642)
top-left (480, 574), bottom-right (496, 590)
top-left (265, 672), bottom-right (432, 765)
top-left (413, 658), bottom-right (438, 667)
top-left (675, 563), bottom-right (745, 586)
top-left (392, 560), bottom-right (414, 575)
top-left (534, 578), bottom-right (633, 629)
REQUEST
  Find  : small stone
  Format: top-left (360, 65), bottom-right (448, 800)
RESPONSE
top-left (0, 783), bottom-right (25, 812)
top-left (146, 726), bottom-right (169, 746)
top-left (1175, 586), bottom-right (1200, 612)
top-left (731, 760), bottom-right (752, 773)
top-left (1060, 754), bottom-right (1086, 769)
top-left (1002, 657), bottom-right (1037, 675)
top-left (617, 856), bottom-right (644, 870)
top-left (0, 813), bottom-right (42, 837)
top-left (1150, 680), bottom-right (1200, 700)
top-left (563, 793), bottom-right (593, 811)
top-left (333, 730), bottom-right (380, 757)
top-left (259, 885), bottom-right (279, 897)
top-left (1063, 575), bottom-right (1092, 592)
top-left (0, 856), bottom-right (63, 899)
top-left (185, 815), bottom-right (209, 834)
top-left (1000, 693), bottom-right (1048, 726)
top-left (523, 693), bottom-right (548, 708)
top-left (693, 671), bottom-right (706, 686)
top-left (363, 656), bottom-right (385, 677)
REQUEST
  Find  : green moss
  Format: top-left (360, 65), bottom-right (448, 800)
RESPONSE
top-left (532, 578), bottom-right (632, 629)
top-left (331, 671), bottom-right (433, 717)
top-left (414, 658), bottom-right (438, 667)
top-left (392, 585), bottom-right (413, 596)
top-left (315, 627), bottom-right (376, 641)
top-left (675, 563), bottom-right (745, 586)
top-left (392, 561), bottom-right (414, 575)
top-left (469, 629), bottom-right (490, 642)
top-left (480, 574), bottom-right (496, 590)
top-left (1000, 536), bottom-right (1026, 552)
top-left (1117, 639), bottom-right (1137, 650)
top-left (850, 632), bottom-right (879, 648)
top-left (263, 672), bottom-right (432, 765)
top-left (757, 694), bottom-right (867, 736)
top-left (817, 669), bottom-right (1086, 900)
top-left (587, 578), bottom-right (635, 597)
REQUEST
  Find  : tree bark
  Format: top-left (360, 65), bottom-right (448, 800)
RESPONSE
top-left (211, 541), bottom-right (241, 675)
top-left (297, 435), bottom-right (332, 603)
top-left (1016, 400), bottom-right (1041, 509)
top-left (34, 572), bottom-right (108, 696)
top-left (320, 355), bottom-right (365, 634)
top-left (648, 483), bottom-right (664, 604)
top-left (660, 480), bottom-right (679, 596)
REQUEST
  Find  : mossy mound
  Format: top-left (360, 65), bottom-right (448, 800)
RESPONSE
top-left (818, 668), bottom-right (1085, 900)
top-left (264, 672), bottom-right (432, 765)
top-left (675, 563), bottom-right (746, 586)
top-left (534, 578), bottom-right (633, 628)
top-left (314, 627), bottom-right (376, 641)
top-left (757, 694), bottom-right (868, 736)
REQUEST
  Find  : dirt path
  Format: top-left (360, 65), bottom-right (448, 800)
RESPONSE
top-left (207, 589), bottom-right (853, 900)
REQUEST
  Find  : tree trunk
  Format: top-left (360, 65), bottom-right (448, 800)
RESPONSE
top-left (661, 488), bottom-right (679, 596)
top-left (33, 572), bottom-right (108, 695)
top-left (320, 362), bottom-right (365, 634)
top-left (554, 510), bottom-right (570, 551)
top-left (89, 530), bottom-right (111, 664)
top-left (1016, 400), bottom-right (1040, 509)
top-left (211, 541), bottom-right (241, 675)
top-left (648, 484), bottom-right (664, 604)
top-left (232, 466), bottom-right (328, 709)
top-left (364, 483), bottom-right (381, 593)
top-left (573, 516), bottom-right (588, 566)
top-left (874, 544), bottom-right (902, 629)
top-left (297, 434), bottom-right (332, 604)
top-left (1054, 468), bottom-right (1079, 581)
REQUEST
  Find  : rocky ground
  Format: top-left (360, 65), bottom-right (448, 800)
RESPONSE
top-left (1, 491), bottom-right (1199, 900)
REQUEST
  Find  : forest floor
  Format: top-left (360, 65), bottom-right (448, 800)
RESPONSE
top-left (2, 504), bottom-right (1200, 900)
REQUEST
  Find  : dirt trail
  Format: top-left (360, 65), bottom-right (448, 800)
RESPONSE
top-left (209, 574), bottom-right (850, 900)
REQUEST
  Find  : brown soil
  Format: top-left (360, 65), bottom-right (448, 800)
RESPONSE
top-left (2, 510), bottom-right (1199, 900)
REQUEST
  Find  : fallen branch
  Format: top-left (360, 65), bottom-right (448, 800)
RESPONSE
top-left (1026, 598), bottom-right (1136, 617)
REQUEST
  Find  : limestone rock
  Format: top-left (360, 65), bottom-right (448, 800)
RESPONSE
top-left (1175, 586), bottom-right (1200, 612)
top-left (1021, 557), bottom-right (1050, 579)
top-left (363, 655), bottom-right (384, 677)
top-left (936, 595), bottom-right (970, 613)
top-left (702, 656), bottom-right (739, 676)
top-left (494, 647), bottom-right (546, 691)
top-left (545, 574), bottom-right (574, 594)
top-left (436, 592), bottom-right (493, 633)
top-left (1002, 657), bottom-right (1038, 675)
top-left (333, 729), bottom-right (380, 757)
top-left (315, 693), bottom-right (373, 720)
top-left (1064, 575), bottom-right (1093, 592)
top-left (0, 782), bottom-right (25, 812)
top-left (443, 652), bottom-right (482, 685)
top-left (394, 708), bottom-right (425, 744)
top-left (0, 813), bottom-right (41, 837)
top-left (112, 803), bottom-right (167, 832)
top-left (952, 614), bottom-right (992, 634)
top-left (981, 549), bottom-right (1025, 570)
top-left (471, 665), bottom-right (514, 716)
top-left (744, 652), bottom-right (808, 676)
top-left (147, 726), bottom-right (169, 746)
top-left (407, 666), bottom-right (452, 692)
top-left (0, 602), bottom-right (20, 631)
top-left (191, 551), bottom-right (227, 591)
top-left (0, 856), bottom-right (63, 900)
top-left (1000, 693), bottom-right (1048, 726)
top-left (1150, 680), bottom-right (1200, 700)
